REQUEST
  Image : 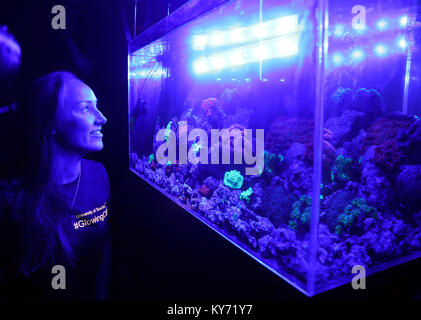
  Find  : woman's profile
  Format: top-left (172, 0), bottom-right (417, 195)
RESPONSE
top-left (0, 71), bottom-right (111, 299)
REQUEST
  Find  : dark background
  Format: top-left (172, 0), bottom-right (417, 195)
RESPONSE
top-left (1, 0), bottom-right (420, 301)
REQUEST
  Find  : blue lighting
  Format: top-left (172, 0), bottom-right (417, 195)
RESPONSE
top-left (229, 28), bottom-right (244, 42)
top-left (230, 50), bottom-right (244, 65)
top-left (210, 56), bottom-right (225, 69)
top-left (254, 45), bottom-right (268, 60)
top-left (210, 32), bottom-right (225, 47)
top-left (192, 34), bottom-right (299, 75)
top-left (193, 59), bottom-right (209, 74)
top-left (253, 24), bottom-right (267, 38)
top-left (376, 19), bottom-right (388, 31)
top-left (193, 35), bottom-right (207, 50)
top-left (374, 44), bottom-right (388, 57)
top-left (332, 53), bottom-right (344, 66)
top-left (399, 15), bottom-right (409, 27)
top-left (397, 37), bottom-right (408, 49)
top-left (192, 15), bottom-right (298, 51)
top-left (333, 24), bottom-right (345, 37)
top-left (351, 49), bottom-right (365, 62)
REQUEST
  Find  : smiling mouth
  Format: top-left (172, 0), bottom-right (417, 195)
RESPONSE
top-left (89, 129), bottom-right (103, 137)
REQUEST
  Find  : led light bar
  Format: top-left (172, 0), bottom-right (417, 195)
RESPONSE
top-left (192, 14), bottom-right (298, 51)
top-left (193, 34), bottom-right (299, 74)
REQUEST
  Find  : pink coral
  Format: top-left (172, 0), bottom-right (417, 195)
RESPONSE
top-left (201, 97), bottom-right (217, 117)
top-left (361, 116), bottom-right (413, 153)
top-left (374, 140), bottom-right (402, 171)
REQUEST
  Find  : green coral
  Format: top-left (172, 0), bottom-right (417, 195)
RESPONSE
top-left (264, 150), bottom-right (284, 175)
top-left (223, 170), bottom-right (244, 189)
top-left (191, 141), bottom-right (202, 154)
top-left (164, 121), bottom-right (173, 142)
top-left (331, 154), bottom-right (353, 183)
top-left (240, 187), bottom-right (253, 203)
top-left (148, 154), bottom-right (155, 164)
top-left (335, 198), bottom-right (378, 235)
top-left (288, 195), bottom-right (312, 232)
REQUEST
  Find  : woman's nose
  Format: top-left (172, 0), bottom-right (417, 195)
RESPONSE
top-left (95, 109), bottom-right (107, 125)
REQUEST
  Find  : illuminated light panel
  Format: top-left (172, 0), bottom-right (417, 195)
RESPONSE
top-left (210, 56), bottom-right (225, 69)
top-left (399, 15), bottom-right (409, 27)
top-left (192, 15), bottom-right (298, 50)
top-left (253, 24), bottom-right (267, 38)
top-left (210, 32), bottom-right (225, 47)
top-left (276, 15), bottom-right (299, 35)
top-left (376, 19), bottom-right (388, 31)
top-left (277, 37), bottom-right (299, 57)
top-left (193, 35), bottom-right (207, 50)
top-left (192, 34), bottom-right (299, 74)
top-left (229, 28), bottom-right (244, 42)
top-left (230, 51), bottom-right (244, 65)
top-left (193, 59), bottom-right (209, 74)
top-left (375, 44), bottom-right (388, 56)
top-left (254, 45), bottom-right (268, 60)
top-left (351, 49), bottom-right (365, 62)
top-left (397, 37), bottom-right (408, 49)
top-left (333, 24), bottom-right (345, 37)
top-left (332, 53), bottom-right (344, 66)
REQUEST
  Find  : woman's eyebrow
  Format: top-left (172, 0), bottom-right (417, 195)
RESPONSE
top-left (77, 99), bottom-right (98, 103)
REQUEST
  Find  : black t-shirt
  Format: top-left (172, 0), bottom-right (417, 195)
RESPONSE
top-left (0, 159), bottom-right (111, 299)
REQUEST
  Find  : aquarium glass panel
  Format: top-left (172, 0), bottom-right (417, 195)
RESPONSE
top-left (318, 0), bottom-right (420, 294)
top-left (129, 0), bottom-right (421, 296)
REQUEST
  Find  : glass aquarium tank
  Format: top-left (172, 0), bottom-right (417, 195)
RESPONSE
top-left (128, 0), bottom-right (421, 296)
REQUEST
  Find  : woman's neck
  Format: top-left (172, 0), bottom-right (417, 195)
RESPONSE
top-left (51, 150), bottom-right (82, 185)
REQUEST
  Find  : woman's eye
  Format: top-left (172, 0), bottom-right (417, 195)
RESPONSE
top-left (82, 106), bottom-right (91, 113)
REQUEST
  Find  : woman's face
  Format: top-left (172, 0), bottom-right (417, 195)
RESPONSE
top-left (53, 79), bottom-right (107, 155)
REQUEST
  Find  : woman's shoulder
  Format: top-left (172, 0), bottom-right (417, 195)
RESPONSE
top-left (81, 159), bottom-right (108, 176)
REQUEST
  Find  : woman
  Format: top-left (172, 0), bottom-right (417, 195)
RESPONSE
top-left (0, 71), bottom-right (111, 299)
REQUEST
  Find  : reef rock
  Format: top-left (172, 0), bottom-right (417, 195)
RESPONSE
top-left (325, 110), bottom-right (365, 147)
top-left (361, 161), bottom-right (395, 210)
top-left (397, 165), bottom-right (421, 211)
top-left (397, 119), bottom-right (421, 164)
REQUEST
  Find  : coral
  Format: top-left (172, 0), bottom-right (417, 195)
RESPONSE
top-left (223, 170), bottom-right (244, 189)
top-left (397, 165), bottom-right (421, 212)
top-left (265, 117), bottom-right (314, 154)
top-left (203, 176), bottom-right (219, 191)
top-left (330, 154), bottom-right (354, 183)
top-left (322, 190), bottom-right (357, 231)
top-left (283, 159), bottom-right (313, 193)
top-left (198, 184), bottom-right (212, 198)
top-left (240, 187), bottom-right (253, 203)
top-left (148, 154), bottom-right (155, 164)
top-left (326, 87), bottom-right (383, 126)
top-left (201, 97), bottom-right (217, 117)
top-left (288, 195), bottom-right (312, 233)
top-left (361, 160), bottom-right (395, 210)
top-left (325, 110), bottom-right (365, 147)
top-left (264, 150), bottom-right (284, 175)
top-left (354, 88), bottom-right (384, 123)
top-left (397, 119), bottom-right (421, 164)
top-left (327, 87), bottom-right (354, 118)
top-left (335, 198), bottom-right (378, 235)
top-left (373, 140), bottom-right (402, 171)
top-left (259, 185), bottom-right (297, 227)
top-left (361, 115), bottom-right (414, 153)
top-left (285, 143), bottom-right (306, 163)
top-left (304, 140), bottom-right (336, 170)
top-left (149, 160), bottom-right (156, 171)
